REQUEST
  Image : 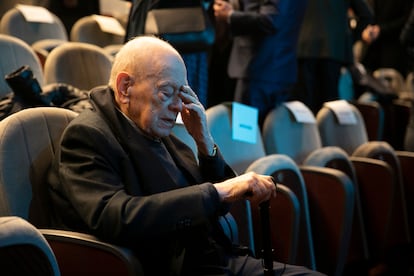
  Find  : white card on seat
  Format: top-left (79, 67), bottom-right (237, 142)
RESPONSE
top-left (284, 101), bottom-right (316, 123)
top-left (16, 4), bottom-right (54, 23)
top-left (324, 100), bottom-right (357, 125)
top-left (92, 14), bottom-right (125, 36)
top-left (232, 102), bottom-right (258, 144)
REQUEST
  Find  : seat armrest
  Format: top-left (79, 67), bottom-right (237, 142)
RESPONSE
top-left (40, 229), bottom-right (144, 276)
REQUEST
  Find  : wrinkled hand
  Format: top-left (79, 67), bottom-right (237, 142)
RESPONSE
top-left (179, 85), bottom-right (214, 155)
top-left (214, 172), bottom-right (277, 205)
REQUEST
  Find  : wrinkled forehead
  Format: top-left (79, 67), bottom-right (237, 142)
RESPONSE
top-left (137, 50), bottom-right (187, 83)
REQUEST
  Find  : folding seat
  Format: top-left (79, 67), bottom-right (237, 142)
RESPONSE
top-left (372, 67), bottom-right (406, 94)
top-left (205, 102), bottom-right (316, 269)
top-left (262, 101), bottom-right (369, 275)
top-left (317, 100), bottom-right (414, 266)
top-left (0, 107), bottom-right (143, 275)
top-left (352, 100), bottom-right (384, 141)
top-left (70, 15), bottom-right (125, 56)
top-left (0, 216), bottom-right (60, 276)
top-left (245, 154), bottom-right (355, 276)
top-left (358, 67), bottom-right (412, 150)
top-left (0, 34), bottom-right (44, 98)
top-left (205, 102), bottom-right (356, 275)
top-left (43, 41), bottom-right (113, 91)
top-left (0, 5), bottom-right (68, 64)
top-left (404, 98), bottom-right (414, 151)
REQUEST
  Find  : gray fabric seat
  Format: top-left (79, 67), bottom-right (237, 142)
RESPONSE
top-left (0, 34), bottom-right (44, 98)
top-left (43, 42), bottom-right (113, 91)
top-left (261, 102), bottom-right (360, 275)
top-left (0, 6), bottom-right (68, 57)
top-left (70, 15), bottom-right (124, 56)
top-left (0, 216), bottom-right (60, 276)
top-left (205, 102), bottom-right (357, 272)
top-left (0, 107), bottom-right (144, 275)
top-left (317, 101), bottom-right (414, 261)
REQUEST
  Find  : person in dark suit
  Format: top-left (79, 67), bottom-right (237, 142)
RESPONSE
top-left (47, 36), bottom-right (324, 276)
top-left (213, 0), bottom-right (307, 126)
top-left (361, 0), bottom-right (414, 78)
top-left (294, 0), bottom-right (373, 114)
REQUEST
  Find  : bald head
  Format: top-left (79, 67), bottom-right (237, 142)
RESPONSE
top-left (109, 36), bottom-right (184, 88)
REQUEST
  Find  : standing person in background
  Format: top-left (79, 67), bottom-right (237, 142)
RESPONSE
top-left (361, 0), bottom-right (414, 78)
top-left (293, 0), bottom-right (373, 114)
top-left (48, 0), bottom-right (100, 35)
top-left (206, 6), bottom-right (236, 108)
top-left (213, 0), bottom-right (307, 127)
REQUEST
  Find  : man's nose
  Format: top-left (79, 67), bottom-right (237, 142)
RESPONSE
top-left (170, 95), bottom-right (183, 112)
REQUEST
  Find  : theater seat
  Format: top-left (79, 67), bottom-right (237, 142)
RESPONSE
top-left (0, 107), bottom-right (143, 275)
top-left (317, 100), bottom-right (414, 267)
top-left (43, 42), bottom-right (113, 91)
top-left (0, 6), bottom-right (68, 63)
top-left (0, 34), bottom-right (44, 98)
top-left (262, 101), bottom-right (364, 275)
top-left (0, 216), bottom-right (60, 276)
top-left (70, 15), bottom-right (124, 56)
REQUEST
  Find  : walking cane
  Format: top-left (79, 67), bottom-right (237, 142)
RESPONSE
top-left (260, 200), bottom-right (274, 276)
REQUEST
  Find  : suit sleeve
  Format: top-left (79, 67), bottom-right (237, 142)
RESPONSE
top-left (53, 121), bottom-right (225, 245)
top-left (229, 0), bottom-right (278, 36)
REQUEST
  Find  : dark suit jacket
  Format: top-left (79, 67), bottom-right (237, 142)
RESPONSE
top-left (48, 86), bottom-right (235, 275)
top-left (298, 0), bottom-right (373, 64)
top-left (227, 0), bottom-right (307, 83)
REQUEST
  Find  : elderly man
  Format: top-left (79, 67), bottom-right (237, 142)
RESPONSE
top-left (48, 35), bottom-right (323, 276)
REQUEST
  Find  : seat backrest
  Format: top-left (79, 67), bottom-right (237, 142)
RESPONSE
top-left (352, 100), bottom-right (385, 141)
top-left (0, 34), bottom-right (44, 97)
top-left (206, 102), bottom-right (266, 175)
top-left (70, 15), bottom-right (125, 48)
top-left (316, 102), bottom-right (368, 155)
top-left (43, 42), bottom-right (113, 91)
top-left (397, 151), bottom-right (414, 240)
top-left (0, 216), bottom-right (60, 276)
top-left (300, 166), bottom-right (355, 276)
top-left (262, 101), bottom-right (322, 164)
top-left (373, 67), bottom-right (406, 94)
top-left (0, 7), bottom-right (68, 45)
top-left (304, 147), bottom-right (370, 269)
top-left (386, 99), bottom-right (412, 150)
top-left (0, 107), bottom-right (77, 227)
top-left (350, 157), bottom-right (396, 262)
top-left (0, 107), bottom-right (145, 275)
top-left (352, 141), bottom-right (411, 248)
top-left (318, 101), bottom-right (411, 254)
top-left (246, 154), bottom-right (316, 269)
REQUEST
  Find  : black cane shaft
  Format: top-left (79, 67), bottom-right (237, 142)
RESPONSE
top-left (260, 200), bottom-right (273, 275)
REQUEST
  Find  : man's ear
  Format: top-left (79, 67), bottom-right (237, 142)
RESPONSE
top-left (116, 72), bottom-right (132, 103)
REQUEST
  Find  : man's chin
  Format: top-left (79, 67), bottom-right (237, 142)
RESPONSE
top-left (154, 126), bottom-right (173, 138)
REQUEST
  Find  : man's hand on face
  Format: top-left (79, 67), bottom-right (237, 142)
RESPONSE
top-left (179, 85), bottom-right (215, 156)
